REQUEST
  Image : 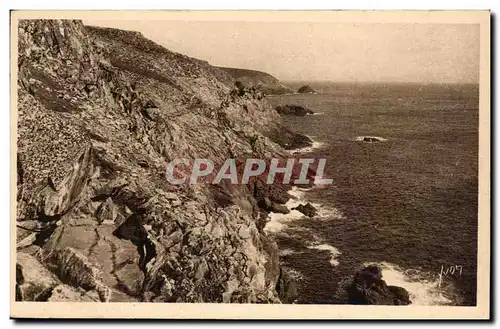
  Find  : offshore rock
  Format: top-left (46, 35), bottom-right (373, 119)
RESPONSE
top-left (15, 19), bottom-right (301, 303)
top-left (275, 105), bottom-right (314, 116)
top-left (347, 265), bottom-right (411, 305)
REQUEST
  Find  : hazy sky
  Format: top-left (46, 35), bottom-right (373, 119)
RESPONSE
top-left (84, 20), bottom-right (480, 83)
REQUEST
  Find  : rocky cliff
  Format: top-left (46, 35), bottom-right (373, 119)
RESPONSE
top-left (216, 67), bottom-right (293, 95)
top-left (15, 20), bottom-right (305, 303)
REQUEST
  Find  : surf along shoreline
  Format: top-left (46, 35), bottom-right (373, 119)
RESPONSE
top-left (265, 116), bottom-right (458, 306)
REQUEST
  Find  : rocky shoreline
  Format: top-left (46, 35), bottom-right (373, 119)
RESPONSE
top-left (15, 19), bottom-right (410, 305)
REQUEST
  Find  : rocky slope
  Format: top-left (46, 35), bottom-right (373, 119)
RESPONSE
top-left (15, 20), bottom-right (312, 303)
top-left (217, 67), bottom-right (293, 95)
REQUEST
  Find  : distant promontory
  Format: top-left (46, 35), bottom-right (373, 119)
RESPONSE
top-left (217, 66), bottom-right (293, 95)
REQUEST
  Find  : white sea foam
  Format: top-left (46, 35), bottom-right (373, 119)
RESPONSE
top-left (308, 244), bottom-right (342, 266)
top-left (289, 140), bottom-right (324, 154)
top-left (366, 261), bottom-right (454, 306)
top-left (265, 187), bottom-right (342, 233)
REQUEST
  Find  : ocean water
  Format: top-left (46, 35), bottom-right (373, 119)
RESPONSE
top-left (266, 82), bottom-right (479, 305)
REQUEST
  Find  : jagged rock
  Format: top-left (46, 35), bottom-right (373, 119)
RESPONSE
top-left (43, 221), bottom-right (143, 301)
top-left (347, 265), bottom-right (412, 305)
top-left (15, 19), bottom-right (303, 304)
top-left (253, 180), bottom-right (290, 206)
top-left (292, 203), bottom-right (317, 217)
top-left (217, 67), bottom-right (293, 95)
top-left (275, 105), bottom-right (314, 116)
top-left (16, 252), bottom-right (59, 301)
top-left (355, 136), bottom-right (387, 143)
top-left (115, 263), bottom-right (145, 296)
top-left (263, 124), bottom-right (313, 150)
top-left (16, 232), bottom-right (37, 249)
top-left (95, 198), bottom-right (119, 224)
top-left (276, 268), bottom-right (298, 303)
top-left (258, 197), bottom-right (290, 214)
top-left (297, 85), bottom-right (316, 94)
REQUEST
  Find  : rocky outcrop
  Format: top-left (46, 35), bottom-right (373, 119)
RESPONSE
top-left (275, 105), bottom-right (314, 116)
top-left (347, 265), bottom-right (411, 305)
top-left (263, 124), bottom-right (313, 150)
top-left (276, 267), bottom-right (298, 303)
top-left (16, 252), bottom-right (103, 302)
top-left (297, 85), bottom-right (316, 94)
top-left (292, 203), bottom-right (317, 217)
top-left (15, 20), bottom-right (307, 303)
top-left (355, 136), bottom-right (388, 143)
top-left (217, 67), bottom-right (293, 95)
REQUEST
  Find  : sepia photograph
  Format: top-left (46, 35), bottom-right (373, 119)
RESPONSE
top-left (10, 10), bottom-right (490, 319)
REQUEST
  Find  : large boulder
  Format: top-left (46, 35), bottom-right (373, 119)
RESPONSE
top-left (263, 124), bottom-right (313, 150)
top-left (15, 252), bottom-right (104, 302)
top-left (276, 268), bottom-right (298, 303)
top-left (347, 265), bottom-right (411, 305)
top-left (275, 105), bottom-right (314, 116)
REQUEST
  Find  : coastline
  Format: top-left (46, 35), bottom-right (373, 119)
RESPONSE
top-left (265, 128), bottom-right (461, 306)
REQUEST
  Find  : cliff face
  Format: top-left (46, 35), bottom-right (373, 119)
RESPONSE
top-left (217, 67), bottom-right (293, 95)
top-left (16, 20), bottom-right (296, 303)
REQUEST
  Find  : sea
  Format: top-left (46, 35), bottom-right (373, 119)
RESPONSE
top-left (266, 82), bottom-right (479, 306)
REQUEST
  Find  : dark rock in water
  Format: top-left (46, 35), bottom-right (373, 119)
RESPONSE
top-left (292, 203), bottom-right (317, 217)
top-left (275, 105), bottom-right (314, 116)
top-left (217, 66), bottom-right (293, 95)
top-left (356, 136), bottom-right (387, 143)
top-left (297, 85), bottom-right (316, 94)
top-left (257, 197), bottom-right (290, 215)
top-left (347, 265), bottom-right (411, 305)
top-left (263, 124), bottom-right (313, 150)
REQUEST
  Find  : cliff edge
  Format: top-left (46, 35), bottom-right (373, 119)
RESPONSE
top-left (217, 67), bottom-right (293, 95)
top-left (16, 20), bottom-right (299, 303)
